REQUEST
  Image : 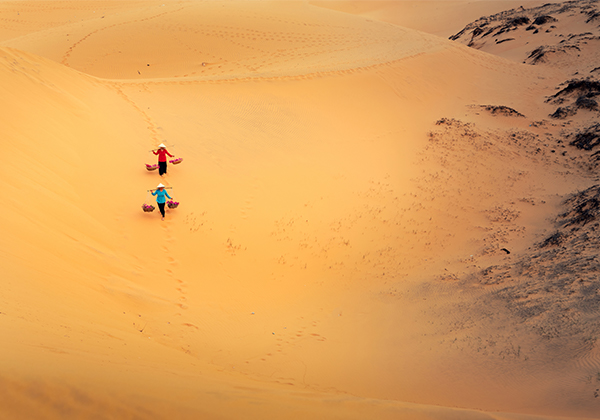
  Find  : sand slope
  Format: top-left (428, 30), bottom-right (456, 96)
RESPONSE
top-left (1, 1), bottom-right (600, 419)
top-left (449, 0), bottom-right (600, 74)
top-left (1, 0), bottom-right (448, 80)
top-left (310, 1), bottom-right (551, 37)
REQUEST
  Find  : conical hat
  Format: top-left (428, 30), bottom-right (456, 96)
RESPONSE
top-left (157, 183), bottom-right (165, 188)
top-left (158, 143), bottom-right (166, 148)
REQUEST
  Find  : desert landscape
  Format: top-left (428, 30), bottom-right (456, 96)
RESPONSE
top-left (1, 0), bottom-right (600, 419)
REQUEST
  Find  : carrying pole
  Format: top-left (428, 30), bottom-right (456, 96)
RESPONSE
top-left (147, 187), bottom-right (173, 192)
top-left (149, 145), bottom-right (176, 152)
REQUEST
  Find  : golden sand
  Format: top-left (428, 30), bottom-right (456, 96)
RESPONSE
top-left (1, 1), bottom-right (599, 419)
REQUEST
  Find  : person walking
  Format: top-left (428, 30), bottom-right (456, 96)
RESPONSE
top-left (153, 143), bottom-right (174, 176)
top-left (151, 183), bottom-right (172, 221)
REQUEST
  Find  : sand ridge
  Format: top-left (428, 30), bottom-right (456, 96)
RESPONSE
top-left (1, 1), bottom-right (449, 80)
top-left (310, 0), bottom-right (552, 37)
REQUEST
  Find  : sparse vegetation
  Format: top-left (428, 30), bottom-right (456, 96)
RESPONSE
top-left (570, 123), bottom-right (600, 150)
top-left (480, 105), bottom-right (525, 117)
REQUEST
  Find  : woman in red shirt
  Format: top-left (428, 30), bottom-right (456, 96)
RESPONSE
top-left (153, 143), bottom-right (173, 176)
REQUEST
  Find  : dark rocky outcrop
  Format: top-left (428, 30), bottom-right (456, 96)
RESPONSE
top-left (533, 15), bottom-right (557, 25)
top-left (550, 106), bottom-right (578, 119)
top-left (479, 105), bottom-right (525, 117)
top-left (560, 184), bottom-right (600, 226)
top-left (570, 123), bottom-right (600, 150)
top-left (550, 79), bottom-right (600, 99)
top-left (548, 79), bottom-right (600, 118)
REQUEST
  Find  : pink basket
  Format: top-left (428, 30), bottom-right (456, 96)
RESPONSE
top-left (146, 164), bottom-right (158, 171)
top-left (167, 200), bottom-right (179, 209)
top-left (142, 204), bottom-right (155, 212)
top-left (169, 158), bottom-right (183, 165)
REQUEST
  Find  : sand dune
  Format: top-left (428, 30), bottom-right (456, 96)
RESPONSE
top-left (449, 0), bottom-right (600, 73)
top-left (1, 1), bottom-right (600, 419)
top-left (310, 1), bottom-right (551, 37)
top-left (1, 0), bottom-right (449, 80)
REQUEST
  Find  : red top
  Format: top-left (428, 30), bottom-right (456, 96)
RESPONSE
top-left (153, 149), bottom-right (173, 162)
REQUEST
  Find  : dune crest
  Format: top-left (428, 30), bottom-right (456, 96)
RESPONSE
top-left (1, 1), bottom-right (448, 81)
top-left (310, 1), bottom-right (551, 37)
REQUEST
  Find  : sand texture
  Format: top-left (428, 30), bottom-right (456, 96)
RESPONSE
top-left (1, 1), bottom-right (600, 419)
